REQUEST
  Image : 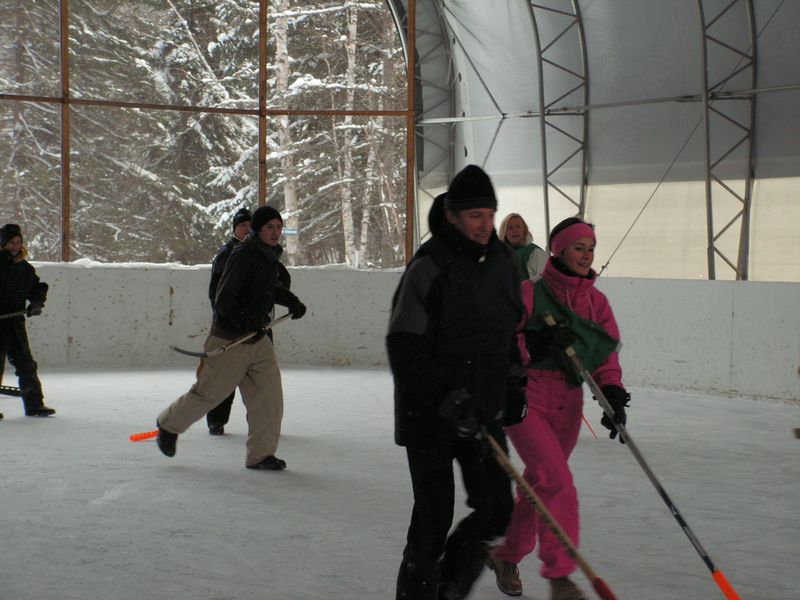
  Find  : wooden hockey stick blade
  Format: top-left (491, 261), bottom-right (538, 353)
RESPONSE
top-left (129, 429), bottom-right (158, 442)
top-left (0, 385), bottom-right (22, 397)
top-left (171, 313), bottom-right (293, 359)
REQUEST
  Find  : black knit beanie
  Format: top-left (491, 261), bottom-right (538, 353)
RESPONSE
top-left (250, 206), bottom-right (283, 233)
top-left (232, 207), bottom-right (253, 230)
top-left (445, 164), bottom-right (498, 212)
top-left (0, 223), bottom-right (22, 248)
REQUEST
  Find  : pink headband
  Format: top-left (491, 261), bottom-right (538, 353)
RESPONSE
top-left (550, 223), bottom-right (596, 256)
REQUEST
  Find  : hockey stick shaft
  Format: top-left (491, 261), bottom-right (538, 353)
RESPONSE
top-left (542, 313), bottom-right (741, 600)
top-left (171, 313), bottom-right (292, 359)
top-left (0, 310), bottom-right (26, 320)
top-left (486, 434), bottom-right (617, 600)
top-left (0, 385), bottom-right (22, 397)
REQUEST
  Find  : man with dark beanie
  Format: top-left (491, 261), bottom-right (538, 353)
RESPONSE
top-left (204, 207), bottom-right (253, 435)
top-left (0, 223), bottom-right (55, 418)
top-left (387, 165), bottom-right (526, 600)
top-left (156, 206), bottom-right (307, 470)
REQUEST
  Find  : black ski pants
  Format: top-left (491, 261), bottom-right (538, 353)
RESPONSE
top-left (0, 319), bottom-right (44, 411)
top-left (396, 430), bottom-right (513, 600)
top-left (206, 390), bottom-right (235, 428)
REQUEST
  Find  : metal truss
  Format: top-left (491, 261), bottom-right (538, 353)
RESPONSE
top-left (527, 1), bottom-right (589, 244)
top-left (698, 0), bottom-right (757, 280)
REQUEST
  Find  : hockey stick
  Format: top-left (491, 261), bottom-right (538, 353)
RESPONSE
top-left (543, 313), bottom-right (742, 600)
top-left (0, 385), bottom-right (22, 397)
top-left (0, 310), bottom-right (26, 320)
top-left (129, 429), bottom-right (159, 442)
top-left (171, 313), bottom-right (292, 359)
top-left (486, 434), bottom-right (618, 600)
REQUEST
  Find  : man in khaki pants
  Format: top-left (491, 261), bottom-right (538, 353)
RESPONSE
top-left (156, 206), bottom-right (307, 470)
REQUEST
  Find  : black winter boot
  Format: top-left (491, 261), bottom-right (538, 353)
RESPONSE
top-left (25, 406), bottom-right (56, 417)
top-left (246, 455), bottom-right (286, 470)
top-left (156, 424), bottom-right (178, 457)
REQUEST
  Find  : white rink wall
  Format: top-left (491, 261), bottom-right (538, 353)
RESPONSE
top-left (26, 261), bottom-right (800, 402)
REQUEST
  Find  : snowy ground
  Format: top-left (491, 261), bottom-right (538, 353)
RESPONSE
top-left (1, 366), bottom-right (798, 600)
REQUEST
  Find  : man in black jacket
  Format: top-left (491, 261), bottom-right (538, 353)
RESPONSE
top-left (204, 207), bottom-right (252, 435)
top-left (387, 165), bottom-right (525, 600)
top-left (156, 206), bottom-right (306, 470)
top-left (0, 223), bottom-right (55, 418)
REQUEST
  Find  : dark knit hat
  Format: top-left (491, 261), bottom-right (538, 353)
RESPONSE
top-left (232, 207), bottom-right (252, 230)
top-left (445, 164), bottom-right (498, 212)
top-left (250, 206), bottom-right (283, 233)
top-left (0, 223), bottom-right (22, 248)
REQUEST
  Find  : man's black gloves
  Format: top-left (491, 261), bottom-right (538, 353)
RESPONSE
top-left (26, 303), bottom-right (43, 317)
top-left (288, 298), bottom-right (307, 320)
top-left (525, 321), bottom-right (576, 361)
top-left (438, 388), bottom-right (480, 439)
top-left (597, 384), bottom-right (630, 443)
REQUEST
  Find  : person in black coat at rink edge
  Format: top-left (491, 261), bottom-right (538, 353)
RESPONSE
top-left (205, 208), bottom-right (293, 435)
top-left (0, 223), bottom-right (56, 418)
top-left (387, 165), bottom-right (528, 600)
top-left (204, 207), bottom-right (252, 435)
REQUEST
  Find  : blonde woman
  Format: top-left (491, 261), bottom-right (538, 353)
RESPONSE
top-left (498, 213), bottom-right (547, 280)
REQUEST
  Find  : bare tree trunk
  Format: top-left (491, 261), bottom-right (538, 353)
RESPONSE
top-left (337, 1), bottom-right (359, 266)
top-left (274, 0), bottom-right (298, 264)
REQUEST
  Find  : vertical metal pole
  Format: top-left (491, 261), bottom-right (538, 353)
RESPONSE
top-left (60, 0), bottom-right (71, 261)
top-left (405, 0), bottom-right (416, 262)
top-left (258, 0), bottom-right (268, 207)
top-left (573, 0), bottom-right (589, 216)
top-left (528, 11), bottom-right (551, 243)
top-left (737, 0), bottom-right (757, 280)
top-left (697, 0), bottom-right (716, 279)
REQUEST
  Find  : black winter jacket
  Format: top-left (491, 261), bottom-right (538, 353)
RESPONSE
top-left (210, 236), bottom-right (292, 310)
top-left (0, 248), bottom-right (48, 315)
top-left (386, 198), bottom-right (523, 446)
top-left (212, 236), bottom-right (299, 339)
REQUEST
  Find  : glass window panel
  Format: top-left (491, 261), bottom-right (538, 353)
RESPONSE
top-left (70, 0), bottom-right (258, 109)
top-left (0, 101), bottom-right (61, 261)
top-left (268, 0), bottom-right (406, 111)
top-left (70, 105), bottom-right (258, 263)
top-left (266, 114), bottom-right (407, 268)
top-left (0, 0), bottom-right (61, 97)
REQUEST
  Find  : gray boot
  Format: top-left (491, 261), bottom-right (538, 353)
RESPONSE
top-left (549, 577), bottom-right (586, 600)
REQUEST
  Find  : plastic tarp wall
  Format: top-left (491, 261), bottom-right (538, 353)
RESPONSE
top-left (410, 0), bottom-right (800, 282)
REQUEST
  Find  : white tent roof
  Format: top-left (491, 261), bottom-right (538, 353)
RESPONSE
top-left (396, 0), bottom-right (800, 281)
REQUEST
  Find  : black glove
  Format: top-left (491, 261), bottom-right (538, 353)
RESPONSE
top-left (26, 303), bottom-right (43, 317)
top-left (288, 298), bottom-right (307, 320)
top-left (504, 374), bottom-right (528, 426)
top-left (598, 384), bottom-right (630, 443)
top-left (438, 388), bottom-right (480, 439)
top-left (525, 322), bottom-right (576, 360)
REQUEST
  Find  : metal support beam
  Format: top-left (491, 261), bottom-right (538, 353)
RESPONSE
top-left (698, 0), bottom-right (757, 280)
top-left (59, 0), bottom-right (71, 261)
top-left (527, 1), bottom-right (589, 247)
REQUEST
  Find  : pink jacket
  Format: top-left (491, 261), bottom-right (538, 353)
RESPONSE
top-left (518, 259), bottom-right (623, 388)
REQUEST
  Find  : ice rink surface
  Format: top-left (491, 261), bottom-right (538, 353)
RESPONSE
top-left (1, 366), bottom-right (798, 600)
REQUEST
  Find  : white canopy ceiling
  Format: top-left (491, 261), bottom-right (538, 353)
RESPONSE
top-left (394, 0), bottom-right (800, 281)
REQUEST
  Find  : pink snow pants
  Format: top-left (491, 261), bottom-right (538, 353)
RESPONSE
top-left (493, 370), bottom-right (583, 579)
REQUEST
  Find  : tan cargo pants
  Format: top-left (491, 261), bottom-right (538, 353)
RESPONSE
top-left (158, 332), bottom-right (284, 467)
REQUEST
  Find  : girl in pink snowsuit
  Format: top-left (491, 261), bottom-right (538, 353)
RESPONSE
top-left (487, 218), bottom-right (630, 600)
